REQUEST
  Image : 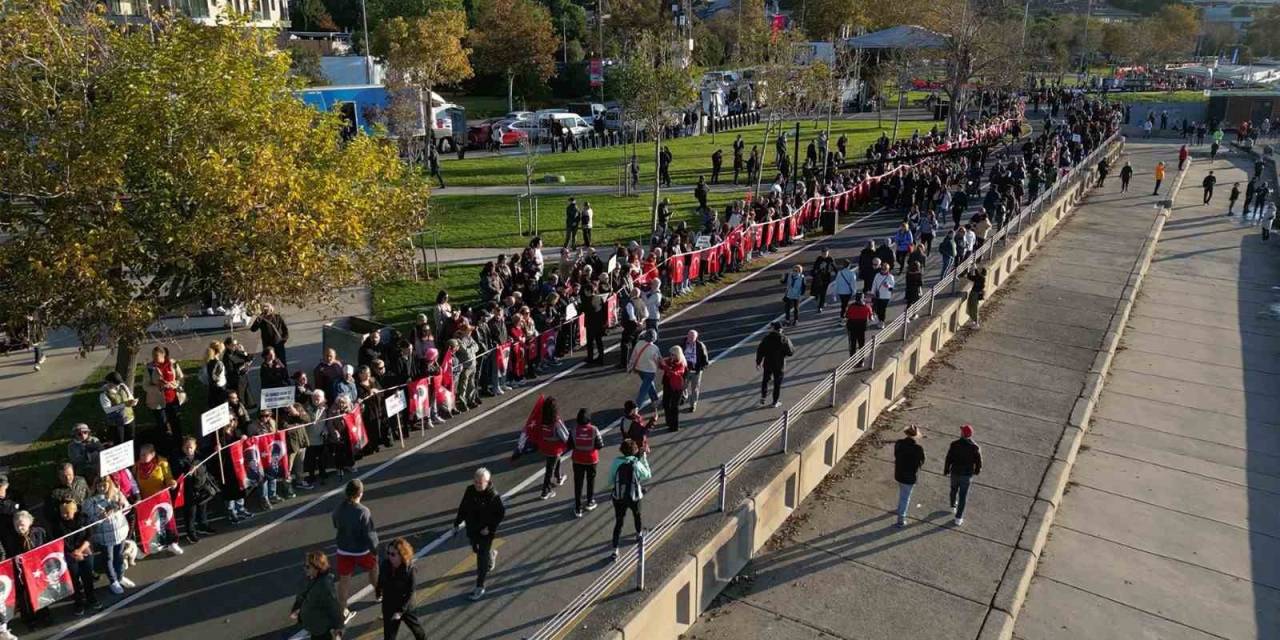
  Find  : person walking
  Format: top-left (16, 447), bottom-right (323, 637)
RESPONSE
top-left (1096, 157), bottom-right (1109, 187)
top-left (658, 346), bottom-right (687, 431)
top-left (1262, 201), bottom-right (1276, 241)
top-left (1228, 182), bottom-right (1241, 215)
top-left (570, 409), bottom-right (604, 517)
top-left (1119, 161), bottom-right (1133, 193)
top-left (581, 201), bottom-right (594, 248)
top-left (332, 479), bottom-right (379, 617)
top-left (937, 228), bottom-right (957, 278)
top-left (626, 330), bottom-right (662, 418)
top-left (376, 539), bottom-right (427, 640)
top-left (755, 322), bottom-right (795, 408)
top-left (289, 552), bottom-right (344, 640)
top-left (893, 425), bottom-right (926, 527)
top-left (966, 266), bottom-right (987, 329)
top-left (453, 467), bottom-right (506, 601)
top-left (943, 424), bottom-right (983, 526)
top-left (1202, 170), bottom-right (1216, 205)
top-left (1177, 144), bottom-right (1188, 171)
top-left (535, 397), bottom-right (570, 500)
top-left (732, 134), bottom-right (744, 184)
top-left (781, 265), bottom-right (805, 326)
top-left (892, 224), bottom-right (914, 275)
top-left (871, 262), bottom-right (895, 328)
top-left (428, 144), bottom-right (445, 189)
top-left (1152, 161), bottom-right (1166, 196)
top-left (844, 293), bottom-right (874, 361)
top-left (832, 259), bottom-right (858, 318)
top-left (608, 439), bottom-right (652, 562)
top-left (681, 330), bottom-right (709, 413)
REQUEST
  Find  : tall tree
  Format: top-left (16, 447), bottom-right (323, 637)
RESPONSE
top-left (376, 11), bottom-right (473, 160)
top-left (922, 0), bottom-right (1024, 131)
top-left (0, 1), bottom-right (431, 384)
top-left (612, 32), bottom-right (700, 230)
top-left (470, 0), bottom-right (558, 111)
top-left (1245, 6), bottom-right (1280, 57)
top-left (802, 0), bottom-right (866, 41)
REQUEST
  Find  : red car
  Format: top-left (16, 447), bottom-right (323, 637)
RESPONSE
top-left (467, 119), bottom-right (527, 149)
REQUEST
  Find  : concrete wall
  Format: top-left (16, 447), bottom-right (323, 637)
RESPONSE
top-left (602, 137), bottom-right (1123, 640)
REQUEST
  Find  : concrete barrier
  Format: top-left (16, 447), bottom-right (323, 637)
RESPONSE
top-left (602, 137), bottom-right (1122, 640)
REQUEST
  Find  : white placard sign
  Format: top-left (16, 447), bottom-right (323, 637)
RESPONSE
top-left (201, 402), bottom-right (231, 436)
top-left (694, 234), bottom-right (712, 249)
top-left (384, 390), bottom-right (407, 417)
top-left (98, 441), bottom-right (135, 478)
top-left (260, 386), bottom-right (295, 411)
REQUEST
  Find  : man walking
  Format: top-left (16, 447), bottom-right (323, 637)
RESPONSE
top-left (710, 149), bottom-right (723, 185)
top-left (627, 330), bottom-right (662, 415)
top-left (564, 197), bottom-right (581, 248)
top-left (1228, 182), bottom-right (1241, 216)
top-left (681, 330), bottom-right (709, 413)
top-left (943, 424), bottom-right (982, 526)
top-left (781, 265), bottom-right (805, 326)
top-left (871, 262), bottom-right (895, 328)
top-left (453, 468), bottom-right (506, 600)
top-left (332, 479), bottom-right (379, 616)
top-left (893, 425), bottom-right (926, 527)
top-left (844, 293), bottom-right (874, 360)
top-left (1119, 161), bottom-right (1133, 193)
top-left (1202, 170), bottom-right (1216, 205)
top-left (732, 134), bottom-right (744, 184)
top-left (755, 322), bottom-right (794, 408)
top-left (1152, 161), bottom-right (1166, 196)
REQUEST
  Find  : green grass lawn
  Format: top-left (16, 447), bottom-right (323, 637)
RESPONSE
top-left (439, 117), bottom-right (939, 187)
top-left (1106, 90), bottom-right (1205, 104)
top-left (426, 188), bottom-right (744, 248)
top-left (3, 361), bottom-right (209, 502)
top-left (373, 264), bottom-right (482, 329)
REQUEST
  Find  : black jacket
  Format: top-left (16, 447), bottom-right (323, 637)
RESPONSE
top-left (685, 340), bottom-right (710, 372)
top-left (454, 485), bottom-right (506, 540)
top-left (755, 331), bottom-right (794, 371)
top-left (377, 560), bottom-right (417, 614)
top-left (893, 437), bottom-right (925, 484)
top-left (944, 438), bottom-right (982, 476)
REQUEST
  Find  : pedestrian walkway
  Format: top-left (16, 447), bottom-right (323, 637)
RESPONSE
top-left (684, 140), bottom-right (1178, 640)
top-left (1013, 153), bottom-right (1280, 638)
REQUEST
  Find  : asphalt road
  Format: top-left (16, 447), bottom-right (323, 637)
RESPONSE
top-left (36, 149), bottom-right (1014, 640)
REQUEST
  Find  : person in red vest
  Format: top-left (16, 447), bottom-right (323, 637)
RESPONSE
top-left (570, 408), bottom-right (605, 518)
top-left (537, 397), bottom-right (570, 500)
top-left (1177, 144), bottom-right (1189, 171)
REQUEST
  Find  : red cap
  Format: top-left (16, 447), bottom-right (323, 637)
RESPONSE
top-left (960, 424), bottom-right (974, 438)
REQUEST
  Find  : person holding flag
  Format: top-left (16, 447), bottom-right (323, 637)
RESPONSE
top-left (135, 444), bottom-right (183, 555)
top-left (48, 500), bottom-right (99, 616)
top-left (172, 437), bottom-right (218, 544)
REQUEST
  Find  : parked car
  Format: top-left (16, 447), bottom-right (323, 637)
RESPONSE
top-left (466, 118), bottom-right (528, 148)
top-left (503, 110), bottom-right (534, 122)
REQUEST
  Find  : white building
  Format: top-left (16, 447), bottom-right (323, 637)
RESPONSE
top-left (104, 0), bottom-right (290, 29)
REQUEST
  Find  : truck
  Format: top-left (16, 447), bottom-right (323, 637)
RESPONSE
top-left (295, 84), bottom-right (466, 152)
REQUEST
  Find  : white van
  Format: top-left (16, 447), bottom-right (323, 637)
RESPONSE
top-left (540, 112), bottom-right (592, 139)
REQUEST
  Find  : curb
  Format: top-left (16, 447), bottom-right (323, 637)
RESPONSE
top-left (975, 156), bottom-right (1189, 640)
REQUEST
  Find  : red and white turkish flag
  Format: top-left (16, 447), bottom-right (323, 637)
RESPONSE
top-left (0, 559), bottom-right (16, 621)
top-left (343, 410), bottom-right (369, 455)
top-left (18, 540), bottom-right (73, 611)
top-left (136, 489), bottom-right (180, 556)
top-left (256, 432), bottom-right (290, 481)
top-left (227, 439), bottom-right (249, 490)
top-left (407, 377), bottom-right (432, 420)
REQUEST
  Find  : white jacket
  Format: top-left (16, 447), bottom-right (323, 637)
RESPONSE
top-left (628, 341), bottom-right (662, 374)
top-left (872, 272), bottom-right (895, 300)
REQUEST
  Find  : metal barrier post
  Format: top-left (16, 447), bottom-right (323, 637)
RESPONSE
top-left (869, 337), bottom-right (877, 369)
top-left (718, 464), bottom-right (727, 512)
top-left (637, 532), bottom-right (646, 591)
top-left (928, 288), bottom-right (935, 316)
top-left (902, 313), bottom-right (910, 341)
top-left (781, 410), bottom-right (790, 453)
top-left (829, 371), bottom-right (837, 408)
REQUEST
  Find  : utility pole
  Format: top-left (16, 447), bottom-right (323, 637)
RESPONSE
top-left (563, 13), bottom-right (569, 65)
top-left (360, 0), bottom-right (372, 84)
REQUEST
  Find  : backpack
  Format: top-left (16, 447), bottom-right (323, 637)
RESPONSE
top-left (613, 459), bottom-right (642, 502)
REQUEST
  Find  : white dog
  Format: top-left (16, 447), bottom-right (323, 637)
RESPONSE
top-left (121, 539), bottom-right (139, 570)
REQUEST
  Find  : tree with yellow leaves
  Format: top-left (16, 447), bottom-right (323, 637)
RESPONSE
top-left (0, 1), bottom-right (431, 385)
top-left (376, 11), bottom-right (474, 160)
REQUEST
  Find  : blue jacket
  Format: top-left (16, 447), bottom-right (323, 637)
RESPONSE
top-left (894, 229), bottom-right (914, 252)
top-left (833, 267), bottom-right (857, 296)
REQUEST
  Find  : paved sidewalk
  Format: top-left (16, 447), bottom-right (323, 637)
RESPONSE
top-left (684, 140), bottom-right (1177, 640)
top-left (1014, 154), bottom-right (1280, 638)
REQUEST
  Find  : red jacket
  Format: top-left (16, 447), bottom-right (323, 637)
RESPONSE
top-left (571, 422), bottom-right (604, 465)
top-left (537, 420), bottom-right (570, 457)
top-left (845, 302), bottom-right (874, 324)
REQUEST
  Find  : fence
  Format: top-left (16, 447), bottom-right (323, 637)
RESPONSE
top-left (528, 128), bottom-right (1124, 640)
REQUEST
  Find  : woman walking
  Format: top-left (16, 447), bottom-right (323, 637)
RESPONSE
top-left (289, 551), bottom-right (345, 640)
top-left (658, 346), bottom-right (687, 432)
top-left (608, 440), bottom-right (652, 562)
top-left (377, 539), bottom-right (428, 640)
top-left (536, 397), bottom-right (570, 500)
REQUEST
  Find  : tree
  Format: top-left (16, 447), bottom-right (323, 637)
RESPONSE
top-left (287, 45), bottom-right (329, 86)
top-left (803, 0), bottom-right (866, 41)
top-left (471, 0), bottom-right (558, 111)
top-left (922, 0), bottom-right (1024, 131)
top-left (0, 1), bottom-right (431, 386)
top-left (1245, 6), bottom-right (1280, 57)
top-left (1145, 4), bottom-right (1198, 61)
top-left (296, 0), bottom-right (339, 30)
top-left (376, 11), bottom-right (473, 160)
top-left (612, 32), bottom-right (700, 231)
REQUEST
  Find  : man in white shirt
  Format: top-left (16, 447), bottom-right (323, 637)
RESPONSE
top-left (642, 279), bottom-right (663, 335)
top-left (626, 330), bottom-right (662, 419)
top-left (871, 262), bottom-right (895, 328)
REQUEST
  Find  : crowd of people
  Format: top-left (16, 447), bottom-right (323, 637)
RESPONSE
top-left (0, 88), bottom-right (1150, 640)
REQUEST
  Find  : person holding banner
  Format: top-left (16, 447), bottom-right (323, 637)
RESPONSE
top-left (49, 500), bottom-right (99, 615)
top-left (83, 476), bottom-right (134, 595)
top-left (216, 421), bottom-right (254, 524)
top-left (173, 437), bottom-right (218, 542)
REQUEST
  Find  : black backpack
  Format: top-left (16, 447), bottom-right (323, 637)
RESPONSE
top-left (613, 460), bottom-right (640, 501)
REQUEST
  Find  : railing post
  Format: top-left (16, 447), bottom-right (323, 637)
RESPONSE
top-left (637, 531), bottom-right (646, 591)
top-left (928, 288), bottom-right (935, 316)
top-left (781, 410), bottom-right (790, 454)
top-left (902, 313), bottom-right (910, 341)
top-left (869, 337), bottom-right (877, 370)
top-left (829, 371), bottom-right (837, 408)
top-left (718, 464), bottom-right (727, 513)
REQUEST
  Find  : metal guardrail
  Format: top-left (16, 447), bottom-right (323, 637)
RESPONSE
top-left (528, 129), bottom-right (1122, 640)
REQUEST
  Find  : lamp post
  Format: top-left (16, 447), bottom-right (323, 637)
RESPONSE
top-left (360, 0), bottom-right (372, 84)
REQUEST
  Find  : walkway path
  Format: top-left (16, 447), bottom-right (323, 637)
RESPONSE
top-left (684, 139), bottom-right (1179, 640)
top-left (1013, 152), bottom-right (1280, 638)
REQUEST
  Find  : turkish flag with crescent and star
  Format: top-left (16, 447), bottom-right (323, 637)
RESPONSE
top-left (256, 432), bottom-right (290, 481)
top-left (136, 489), bottom-right (180, 556)
top-left (0, 558), bottom-right (16, 620)
top-left (19, 540), bottom-right (73, 611)
top-left (407, 377), bottom-right (432, 420)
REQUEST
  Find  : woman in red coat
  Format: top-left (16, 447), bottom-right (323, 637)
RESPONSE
top-left (536, 397), bottom-right (570, 500)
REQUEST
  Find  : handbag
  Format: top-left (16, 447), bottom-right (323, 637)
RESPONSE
top-left (176, 387), bottom-right (188, 406)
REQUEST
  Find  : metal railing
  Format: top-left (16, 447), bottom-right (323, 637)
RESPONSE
top-left (528, 129), bottom-right (1122, 640)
